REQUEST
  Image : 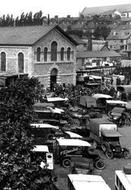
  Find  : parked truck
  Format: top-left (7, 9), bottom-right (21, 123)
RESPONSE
top-left (88, 118), bottom-right (129, 159)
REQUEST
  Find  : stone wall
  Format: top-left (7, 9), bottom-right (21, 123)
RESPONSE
top-left (32, 29), bottom-right (77, 87)
top-left (0, 46), bottom-right (32, 75)
top-left (0, 28), bottom-right (77, 88)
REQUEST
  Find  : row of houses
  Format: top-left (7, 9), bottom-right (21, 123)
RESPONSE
top-left (0, 24), bottom-right (125, 89)
top-left (81, 4), bottom-right (131, 18)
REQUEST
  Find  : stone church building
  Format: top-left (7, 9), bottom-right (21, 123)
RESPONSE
top-left (0, 25), bottom-right (77, 88)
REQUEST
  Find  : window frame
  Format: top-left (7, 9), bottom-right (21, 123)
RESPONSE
top-left (44, 47), bottom-right (48, 62)
top-left (60, 47), bottom-right (64, 61)
top-left (36, 47), bottom-right (41, 62)
top-left (18, 52), bottom-right (24, 73)
top-left (67, 47), bottom-right (71, 61)
top-left (51, 41), bottom-right (57, 61)
top-left (1, 52), bottom-right (6, 72)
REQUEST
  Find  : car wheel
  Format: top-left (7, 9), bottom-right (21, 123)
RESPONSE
top-left (62, 158), bottom-right (72, 168)
top-left (105, 150), bottom-right (113, 159)
top-left (123, 150), bottom-right (130, 159)
top-left (94, 159), bottom-right (105, 170)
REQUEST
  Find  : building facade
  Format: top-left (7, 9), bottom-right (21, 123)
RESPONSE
top-left (0, 25), bottom-right (77, 88)
top-left (107, 25), bottom-right (131, 54)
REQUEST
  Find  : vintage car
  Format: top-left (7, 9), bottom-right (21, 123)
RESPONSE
top-left (33, 102), bottom-right (67, 125)
top-left (30, 123), bottom-right (85, 148)
top-left (92, 93), bottom-right (113, 111)
top-left (31, 145), bottom-right (54, 170)
top-left (106, 100), bottom-right (127, 114)
top-left (108, 102), bottom-right (131, 127)
top-left (46, 97), bottom-right (68, 108)
top-left (89, 118), bottom-right (130, 159)
top-left (30, 123), bottom-right (70, 145)
top-left (53, 138), bottom-right (105, 170)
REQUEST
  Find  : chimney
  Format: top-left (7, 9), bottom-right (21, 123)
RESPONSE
top-left (47, 14), bottom-right (50, 25)
top-left (88, 35), bottom-right (92, 51)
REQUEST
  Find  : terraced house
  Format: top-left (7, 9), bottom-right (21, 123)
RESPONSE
top-left (0, 25), bottom-right (77, 88)
top-left (107, 25), bottom-right (131, 55)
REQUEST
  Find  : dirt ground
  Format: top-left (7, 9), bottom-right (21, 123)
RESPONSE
top-left (54, 125), bottom-right (131, 190)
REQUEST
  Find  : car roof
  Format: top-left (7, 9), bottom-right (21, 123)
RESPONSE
top-left (92, 93), bottom-right (112, 99)
top-left (56, 138), bottom-right (91, 147)
top-left (101, 130), bottom-right (122, 137)
top-left (47, 97), bottom-right (68, 102)
top-left (32, 145), bottom-right (49, 152)
top-left (31, 123), bottom-right (59, 129)
top-left (106, 100), bottom-right (127, 105)
top-left (68, 174), bottom-right (111, 190)
top-left (65, 131), bottom-right (83, 138)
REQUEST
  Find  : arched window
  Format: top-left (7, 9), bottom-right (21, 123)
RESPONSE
top-left (67, 47), bottom-right (71, 61)
top-left (51, 41), bottom-right (57, 61)
top-left (60, 47), bottom-right (64, 61)
top-left (1, 52), bottom-right (6, 71)
top-left (44, 47), bottom-right (48, 62)
top-left (18, 52), bottom-right (24, 73)
top-left (36, 47), bottom-right (41, 62)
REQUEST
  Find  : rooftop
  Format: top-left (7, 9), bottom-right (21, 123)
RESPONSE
top-left (81, 4), bottom-right (131, 16)
top-left (76, 50), bottom-right (121, 58)
top-left (0, 25), bottom-right (78, 46)
top-left (107, 26), bottom-right (131, 40)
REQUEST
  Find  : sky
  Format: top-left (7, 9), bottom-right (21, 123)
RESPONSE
top-left (1, 0), bottom-right (131, 18)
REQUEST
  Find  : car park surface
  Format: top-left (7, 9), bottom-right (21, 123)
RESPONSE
top-left (54, 123), bottom-right (131, 190)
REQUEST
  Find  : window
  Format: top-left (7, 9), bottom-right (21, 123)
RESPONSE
top-left (36, 47), bottom-right (41, 62)
top-left (60, 47), bottom-right (64, 61)
top-left (67, 47), bottom-right (71, 61)
top-left (18, 52), bottom-right (24, 73)
top-left (44, 47), bottom-right (48, 62)
top-left (1, 52), bottom-right (6, 71)
top-left (51, 41), bottom-right (57, 61)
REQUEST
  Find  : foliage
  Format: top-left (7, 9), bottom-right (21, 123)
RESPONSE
top-left (0, 11), bottom-right (44, 27)
top-left (66, 29), bottom-right (84, 38)
top-left (93, 25), bottom-right (111, 40)
top-left (0, 76), bottom-right (54, 189)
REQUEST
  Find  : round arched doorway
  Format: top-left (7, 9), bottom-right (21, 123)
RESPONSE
top-left (50, 68), bottom-right (58, 90)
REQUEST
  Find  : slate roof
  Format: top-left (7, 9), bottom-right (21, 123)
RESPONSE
top-left (69, 34), bottom-right (86, 45)
top-left (107, 26), bottom-right (131, 40)
top-left (76, 50), bottom-right (121, 58)
top-left (107, 32), bottom-right (131, 40)
top-left (0, 25), bottom-right (78, 46)
top-left (81, 4), bottom-right (131, 16)
top-left (101, 9), bottom-right (118, 16)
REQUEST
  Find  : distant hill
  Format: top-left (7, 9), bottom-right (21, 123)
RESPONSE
top-left (81, 4), bottom-right (131, 16)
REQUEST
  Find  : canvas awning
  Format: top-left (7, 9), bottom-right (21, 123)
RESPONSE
top-left (80, 95), bottom-right (97, 108)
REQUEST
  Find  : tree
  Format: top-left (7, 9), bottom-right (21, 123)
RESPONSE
top-left (0, 76), bottom-right (54, 189)
top-left (93, 25), bottom-right (111, 40)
